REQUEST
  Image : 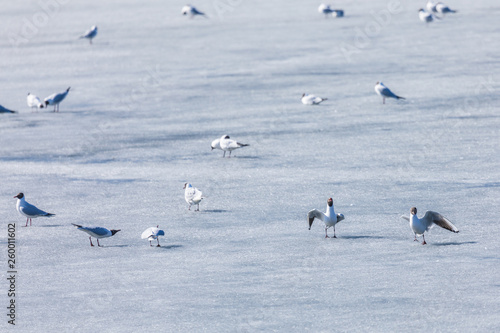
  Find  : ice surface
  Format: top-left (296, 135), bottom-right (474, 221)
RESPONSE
top-left (0, 0), bottom-right (499, 332)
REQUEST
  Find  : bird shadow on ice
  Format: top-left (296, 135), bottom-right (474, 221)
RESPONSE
top-left (102, 244), bottom-right (131, 248)
top-left (431, 241), bottom-right (477, 247)
top-left (341, 235), bottom-right (385, 240)
top-left (202, 209), bottom-right (228, 213)
top-left (38, 224), bottom-right (65, 228)
top-left (158, 244), bottom-right (183, 250)
top-left (229, 156), bottom-right (261, 159)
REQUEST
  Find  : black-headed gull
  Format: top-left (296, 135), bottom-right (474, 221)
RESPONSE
top-left (27, 93), bottom-right (43, 110)
top-left (301, 93), bottom-right (327, 105)
top-left (141, 226), bottom-right (165, 247)
top-left (436, 2), bottom-right (456, 15)
top-left (401, 207), bottom-right (459, 245)
top-left (0, 105), bottom-right (17, 114)
top-left (80, 25), bottom-right (98, 44)
top-left (184, 183), bottom-right (204, 211)
top-left (72, 223), bottom-right (120, 247)
top-left (375, 82), bottom-right (405, 104)
top-left (308, 198), bottom-right (345, 238)
top-left (182, 5), bottom-right (206, 18)
top-left (14, 193), bottom-right (55, 227)
top-left (44, 87), bottom-right (70, 112)
top-left (218, 135), bottom-right (249, 158)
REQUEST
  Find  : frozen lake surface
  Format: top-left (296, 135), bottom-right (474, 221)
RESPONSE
top-left (1, 0), bottom-right (499, 331)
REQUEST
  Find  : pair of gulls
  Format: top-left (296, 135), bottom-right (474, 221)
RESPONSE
top-left (419, 1), bottom-right (456, 24)
top-left (302, 82), bottom-right (405, 106)
top-left (211, 135), bottom-right (250, 157)
top-left (14, 193), bottom-right (164, 247)
top-left (308, 198), bottom-right (459, 244)
top-left (27, 87), bottom-right (70, 112)
top-left (318, 4), bottom-right (344, 18)
top-left (71, 225), bottom-right (165, 247)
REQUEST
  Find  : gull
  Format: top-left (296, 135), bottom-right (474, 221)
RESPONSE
top-left (44, 87), bottom-right (70, 112)
top-left (27, 93), bottom-right (43, 111)
top-left (418, 9), bottom-right (437, 25)
top-left (301, 93), bottom-right (327, 105)
top-left (401, 207), bottom-right (459, 245)
top-left (426, 1), bottom-right (438, 13)
top-left (0, 105), bottom-right (17, 114)
top-left (141, 226), bottom-right (165, 247)
top-left (14, 193), bottom-right (55, 227)
top-left (79, 25), bottom-right (98, 44)
top-left (375, 82), bottom-right (405, 104)
top-left (72, 223), bottom-right (120, 247)
top-left (182, 5), bottom-right (206, 18)
top-left (436, 2), bottom-right (457, 15)
top-left (184, 183), bottom-right (204, 211)
top-left (219, 135), bottom-right (249, 157)
top-left (308, 197), bottom-right (345, 238)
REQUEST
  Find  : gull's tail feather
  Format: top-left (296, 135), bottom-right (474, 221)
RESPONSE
top-left (396, 95), bottom-right (406, 100)
top-left (71, 223), bottom-right (82, 228)
top-left (46, 213), bottom-right (55, 217)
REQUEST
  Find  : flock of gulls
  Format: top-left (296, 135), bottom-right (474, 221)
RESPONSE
top-left (9, 3), bottom-right (462, 246)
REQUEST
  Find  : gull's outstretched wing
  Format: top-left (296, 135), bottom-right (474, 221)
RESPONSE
top-left (308, 209), bottom-right (326, 230)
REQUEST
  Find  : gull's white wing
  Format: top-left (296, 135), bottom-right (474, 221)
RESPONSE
top-left (423, 211), bottom-right (459, 233)
top-left (193, 187), bottom-right (203, 201)
top-left (400, 215), bottom-right (410, 222)
top-left (308, 209), bottom-right (326, 229)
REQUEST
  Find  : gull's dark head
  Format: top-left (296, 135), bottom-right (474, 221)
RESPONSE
top-left (327, 198), bottom-right (333, 207)
top-left (14, 193), bottom-right (24, 199)
top-left (302, 93), bottom-right (306, 98)
top-left (183, 182), bottom-right (188, 189)
top-left (223, 135), bottom-right (230, 140)
top-left (410, 207), bottom-right (417, 215)
top-left (111, 229), bottom-right (121, 236)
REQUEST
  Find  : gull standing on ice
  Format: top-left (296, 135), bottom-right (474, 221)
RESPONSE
top-left (27, 93), bottom-right (43, 110)
top-left (375, 82), bottom-right (405, 104)
top-left (301, 93), bottom-right (327, 105)
top-left (436, 2), bottom-right (457, 15)
top-left (80, 25), bottom-right (97, 45)
top-left (44, 87), bottom-right (70, 112)
top-left (141, 226), bottom-right (165, 247)
top-left (184, 183), bottom-right (204, 211)
top-left (218, 135), bottom-right (249, 158)
top-left (401, 207), bottom-right (459, 245)
top-left (72, 223), bottom-right (120, 247)
top-left (182, 5), bottom-right (206, 18)
top-left (79, 25), bottom-right (98, 44)
top-left (14, 193), bottom-right (55, 227)
top-left (308, 197), bottom-right (345, 238)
